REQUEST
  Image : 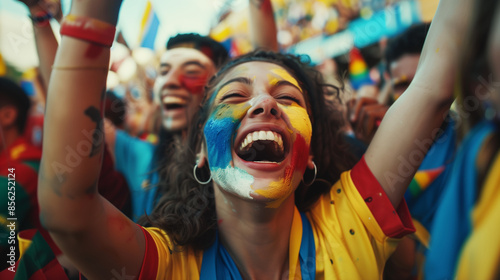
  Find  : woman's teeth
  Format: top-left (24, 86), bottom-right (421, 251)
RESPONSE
top-left (239, 130), bottom-right (283, 152)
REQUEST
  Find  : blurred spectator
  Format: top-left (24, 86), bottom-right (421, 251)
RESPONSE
top-left (0, 77), bottom-right (41, 271)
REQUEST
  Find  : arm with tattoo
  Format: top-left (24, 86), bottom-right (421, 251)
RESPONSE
top-left (38, 0), bottom-right (145, 278)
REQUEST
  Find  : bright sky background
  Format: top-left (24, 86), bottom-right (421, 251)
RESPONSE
top-left (1, 0), bottom-right (247, 49)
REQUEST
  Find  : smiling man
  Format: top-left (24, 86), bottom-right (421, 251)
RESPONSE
top-left (154, 35), bottom-right (226, 132)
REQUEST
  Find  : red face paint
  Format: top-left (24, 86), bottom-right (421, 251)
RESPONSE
top-left (282, 134), bottom-right (309, 184)
top-left (180, 74), bottom-right (208, 95)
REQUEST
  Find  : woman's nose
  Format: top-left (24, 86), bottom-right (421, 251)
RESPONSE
top-left (248, 95), bottom-right (281, 119)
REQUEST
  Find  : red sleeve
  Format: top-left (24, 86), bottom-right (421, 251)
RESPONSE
top-left (351, 156), bottom-right (415, 238)
top-left (138, 226), bottom-right (159, 279)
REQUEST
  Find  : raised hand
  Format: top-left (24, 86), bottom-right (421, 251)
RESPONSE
top-left (16, 0), bottom-right (42, 8)
top-left (347, 97), bottom-right (389, 145)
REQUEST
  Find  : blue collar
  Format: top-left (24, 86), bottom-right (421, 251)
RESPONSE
top-left (201, 211), bottom-right (315, 280)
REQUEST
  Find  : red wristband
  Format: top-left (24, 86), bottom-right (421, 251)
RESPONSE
top-left (60, 14), bottom-right (116, 48)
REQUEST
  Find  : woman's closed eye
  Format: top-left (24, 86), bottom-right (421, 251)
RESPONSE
top-left (220, 92), bottom-right (247, 102)
top-left (278, 95), bottom-right (300, 103)
top-left (275, 93), bottom-right (303, 106)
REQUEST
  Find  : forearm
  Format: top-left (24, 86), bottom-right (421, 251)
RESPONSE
top-left (414, 0), bottom-right (475, 101)
top-left (39, 0), bottom-right (121, 232)
top-left (36, 3), bottom-right (146, 278)
top-left (29, 5), bottom-right (58, 92)
top-left (249, 0), bottom-right (278, 51)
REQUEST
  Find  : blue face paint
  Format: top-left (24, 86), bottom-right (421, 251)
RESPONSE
top-left (204, 103), bottom-right (255, 199)
top-left (204, 107), bottom-right (238, 169)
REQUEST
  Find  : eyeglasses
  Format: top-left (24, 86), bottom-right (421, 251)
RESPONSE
top-left (323, 84), bottom-right (343, 102)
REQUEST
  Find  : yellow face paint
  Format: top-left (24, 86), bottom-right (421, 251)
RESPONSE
top-left (269, 68), bottom-right (302, 92)
top-left (255, 172), bottom-right (303, 208)
top-left (280, 103), bottom-right (312, 146)
top-left (253, 103), bottom-right (311, 208)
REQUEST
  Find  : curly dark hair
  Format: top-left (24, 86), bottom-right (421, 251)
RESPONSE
top-left (167, 33), bottom-right (229, 69)
top-left (0, 77), bottom-right (31, 134)
top-left (146, 51), bottom-right (357, 251)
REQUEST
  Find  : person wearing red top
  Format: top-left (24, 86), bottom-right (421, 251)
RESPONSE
top-left (0, 77), bottom-right (43, 271)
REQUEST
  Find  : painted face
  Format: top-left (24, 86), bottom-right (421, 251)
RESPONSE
top-left (153, 48), bottom-right (216, 132)
top-left (203, 62), bottom-right (312, 208)
top-left (390, 54), bottom-right (420, 102)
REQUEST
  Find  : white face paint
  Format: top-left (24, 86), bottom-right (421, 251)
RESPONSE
top-left (211, 166), bottom-right (255, 199)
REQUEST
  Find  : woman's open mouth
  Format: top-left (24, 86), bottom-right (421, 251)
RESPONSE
top-left (235, 130), bottom-right (288, 163)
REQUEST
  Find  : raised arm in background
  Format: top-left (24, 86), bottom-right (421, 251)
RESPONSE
top-left (17, 0), bottom-right (59, 94)
top-left (365, 0), bottom-right (474, 208)
top-left (248, 0), bottom-right (278, 51)
top-left (38, 0), bottom-right (145, 279)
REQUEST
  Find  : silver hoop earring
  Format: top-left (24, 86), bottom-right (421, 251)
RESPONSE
top-left (193, 164), bottom-right (212, 185)
top-left (302, 161), bottom-right (317, 187)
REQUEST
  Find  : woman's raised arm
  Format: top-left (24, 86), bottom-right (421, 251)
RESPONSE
top-left (38, 1), bottom-right (145, 279)
top-left (365, 0), bottom-right (474, 208)
top-left (249, 0), bottom-right (279, 51)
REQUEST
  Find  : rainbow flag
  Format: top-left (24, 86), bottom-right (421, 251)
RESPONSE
top-left (348, 48), bottom-right (374, 90)
top-left (138, 1), bottom-right (160, 50)
top-left (407, 167), bottom-right (445, 198)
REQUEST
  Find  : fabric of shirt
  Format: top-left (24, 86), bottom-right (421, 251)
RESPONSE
top-left (137, 157), bottom-right (415, 279)
top-left (425, 121), bottom-right (497, 280)
top-left (115, 130), bottom-right (159, 221)
top-left (404, 117), bottom-right (457, 232)
top-left (1, 229), bottom-right (69, 280)
top-left (0, 138), bottom-right (41, 245)
top-left (454, 151), bottom-right (500, 280)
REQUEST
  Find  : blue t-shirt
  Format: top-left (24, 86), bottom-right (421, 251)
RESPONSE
top-left (425, 121), bottom-right (497, 280)
top-left (404, 117), bottom-right (457, 230)
top-left (115, 130), bottom-right (159, 221)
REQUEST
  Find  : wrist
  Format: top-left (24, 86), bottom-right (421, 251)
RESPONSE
top-left (30, 9), bottom-right (53, 27)
top-left (69, 0), bottom-right (122, 26)
top-left (60, 14), bottom-right (116, 48)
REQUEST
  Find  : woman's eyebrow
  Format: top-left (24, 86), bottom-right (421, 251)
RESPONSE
top-left (219, 77), bottom-right (253, 89)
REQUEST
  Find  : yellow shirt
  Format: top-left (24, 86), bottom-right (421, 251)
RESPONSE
top-left (138, 158), bottom-right (415, 279)
top-left (455, 153), bottom-right (500, 280)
